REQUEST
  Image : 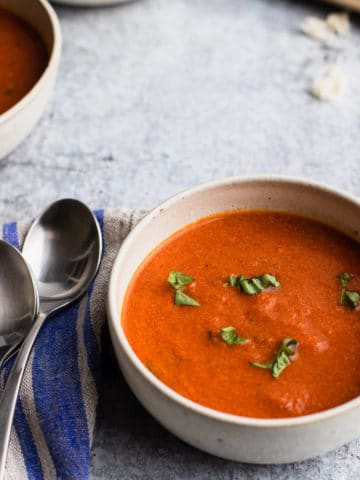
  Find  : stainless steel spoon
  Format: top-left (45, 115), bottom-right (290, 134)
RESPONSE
top-left (0, 199), bottom-right (102, 479)
top-left (0, 240), bottom-right (39, 370)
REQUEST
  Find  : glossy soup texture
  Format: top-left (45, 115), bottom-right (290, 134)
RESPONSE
top-left (0, 7), bottom-right (48, 114)
top-left (122, 211), bottom-right (360, 418)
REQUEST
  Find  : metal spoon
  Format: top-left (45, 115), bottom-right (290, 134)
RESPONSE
top-left (0, 199), bottom-right (102, 479)
top-left (0, 240), bottom-right (39, 369)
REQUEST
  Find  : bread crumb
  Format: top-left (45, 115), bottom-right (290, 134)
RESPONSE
top-left (326, 12), bottom-right (350, 35)
top-left (300, 16), bottom-right (329, 42)
top-left (310, 66), bottom-right (348, 101)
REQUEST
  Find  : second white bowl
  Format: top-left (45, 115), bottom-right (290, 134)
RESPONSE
top-left (0, 0), bottom-right (61, 159)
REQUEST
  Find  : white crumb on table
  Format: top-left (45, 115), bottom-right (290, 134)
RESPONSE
top-left (310, 66), bottom-right (348, 101)
top-left (300, 16), bottom-right (329, 41)
top-left (326, 12), bottom-right (350, 35)
top-left (300, 12), bottom-right (350, 42)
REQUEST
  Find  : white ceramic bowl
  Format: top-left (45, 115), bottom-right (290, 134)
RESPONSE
top-left (0, 0), bottom-right (61, 159)
top-left (108, 176), bottom-right (360, 464)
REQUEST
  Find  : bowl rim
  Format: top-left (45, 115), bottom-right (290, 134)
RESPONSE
top-left (0, 0), bottom-right (62, 124)
top-left (108, 175), bottom-right (360, 428)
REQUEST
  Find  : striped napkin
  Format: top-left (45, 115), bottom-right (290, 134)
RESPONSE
top-left (1, 208), bottom-right (145, 480)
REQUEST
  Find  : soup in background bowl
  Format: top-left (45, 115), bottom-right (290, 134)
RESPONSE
top-left (107, 176), bottom-right (360, 464)
top-left (0, 6), bottom-right (48, 114)
top-left (0, 0), bottom-right (61, 159)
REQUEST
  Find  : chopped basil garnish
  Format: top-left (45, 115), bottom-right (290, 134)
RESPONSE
top-left (229, 273), bottom-right (280, 295)
top-left (220, 326), bottom-right (248, 345)
top-left (337, 273), bottom-right (360, 309)
top-left (250, 338), bottom-right (298, 379)
top-left (168, 270), bottom-right (200, 306)
top-left (168, 271), bottom-right (195, 290)
top-left (174, 290), bottom-right (200, 306)
top-left (344, 290), bottom-right (360, 308)
top-left (338, 272), bottom-right (353, 288)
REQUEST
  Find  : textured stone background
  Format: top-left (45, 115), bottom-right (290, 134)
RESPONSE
top-left (1, 0), bottom-right (360, 478)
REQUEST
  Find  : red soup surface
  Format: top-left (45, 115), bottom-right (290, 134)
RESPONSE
top-left (0, 7), bottom-right (48, 114)
top-left (122, 211), bottom-right (360, 419)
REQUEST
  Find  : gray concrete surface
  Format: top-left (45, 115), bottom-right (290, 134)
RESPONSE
top-left (1, 0), bottom-right (360, 478)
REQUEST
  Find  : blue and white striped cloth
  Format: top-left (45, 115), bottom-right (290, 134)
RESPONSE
top-left (1, 208), bottom-right (144, 480)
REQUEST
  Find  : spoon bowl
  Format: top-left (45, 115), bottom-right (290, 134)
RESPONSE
top-left (0, 241), bottom-right (38, 364)
top-left (22, 199), bottom-right (102, 313)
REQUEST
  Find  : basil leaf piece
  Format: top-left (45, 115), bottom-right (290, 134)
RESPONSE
top-left (174, 290), bottom-right (200, 307)
top-left (272, 338), bottom-right (298, 378)
top-left (281, 338), bottom-right (298, 356)
top-left (239, 277), bottom-right (260, 295)
top-left (272, 350), bottom-right (291, 378)
top-left (220, 326), bottom-right (248, 345)
top-left (230, 273), bottom-right (280, 295)
top-left (344, 290), bottom-right (360, 308)
top-left (337, 272), bottom-right (353, 288)
top-left (168, 270), bottom-right (195, 290)
top-left (168, 270), bottom-right (200, 306)
top-left (337, 273), bottom-right (360, 309)
top-left (251, 338), bottom-right (298, 379)
top-left (261, 273), bottom-right (280, 288)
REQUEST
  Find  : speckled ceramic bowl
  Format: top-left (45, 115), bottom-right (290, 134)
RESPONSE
top-left (0, 0), bottom-right (61, 159)
top-left (108, 176), bottom-right (360, 464)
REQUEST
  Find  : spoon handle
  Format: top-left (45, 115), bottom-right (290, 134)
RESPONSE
top-left (0, 312), bottom-right (47, 479)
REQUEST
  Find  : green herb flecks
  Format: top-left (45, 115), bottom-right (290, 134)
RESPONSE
top-left (250, 338), bottom-right (298, 379)
top-left (168, 270), bottom-right (200, 306)
top-left (220, 326), bottom-right (248, 345)
top-left (174, 290), bottom-right (200, 306)
top-left (168, 271), bottom-right (195, 289)
top-left (229, 273), bottom-right (280, 295)
top-left (337, 273), bottom-right (360, 309)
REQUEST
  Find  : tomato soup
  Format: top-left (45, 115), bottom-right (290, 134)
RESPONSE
top-left (122, 211), bottom-right (360, 419)
top-left (0, 7), bottom-right (48, 114)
